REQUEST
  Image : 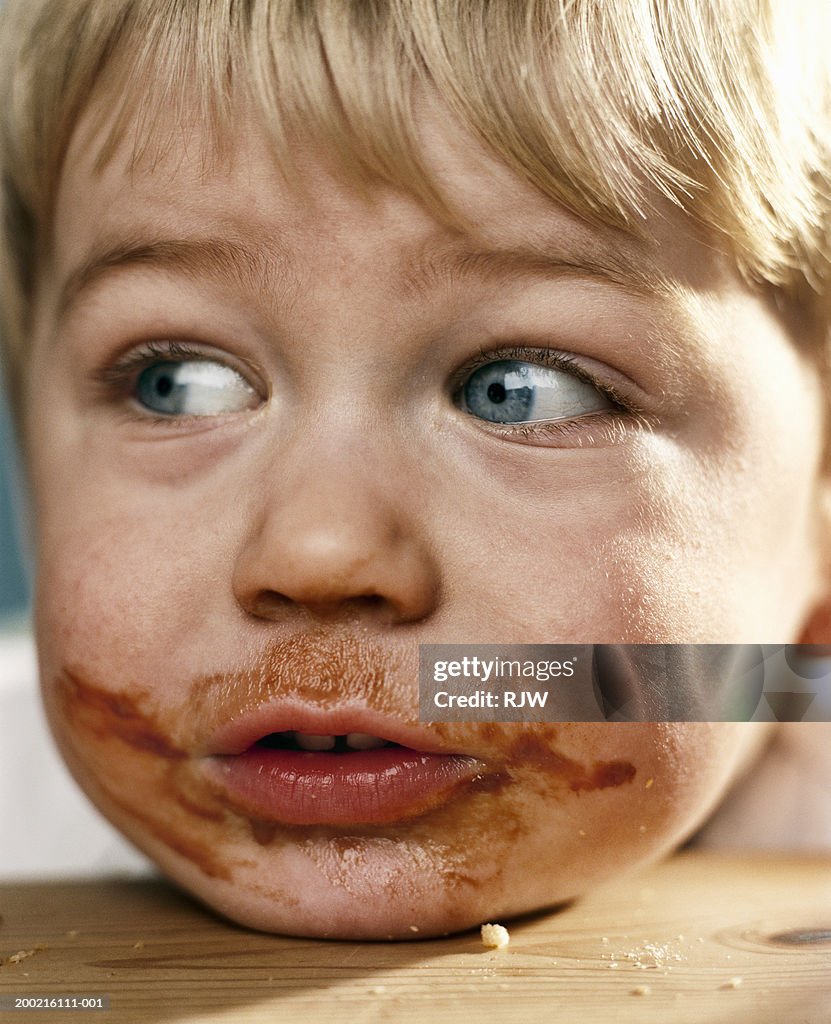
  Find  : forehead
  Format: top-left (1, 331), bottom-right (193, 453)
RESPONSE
top-left (50, 89), bottom-right (722, 310)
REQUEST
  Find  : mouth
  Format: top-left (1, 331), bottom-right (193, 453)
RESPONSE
top-left (200, 711), bottom-right (488, 826)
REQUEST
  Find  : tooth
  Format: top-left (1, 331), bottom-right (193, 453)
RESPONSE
top-left (294, 732), bottom-right (336, 751)
top-left (345, 732), bottom-right (387, 750)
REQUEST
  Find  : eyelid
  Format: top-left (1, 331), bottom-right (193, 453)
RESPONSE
top-left (451, 344), bottom-right (645, 416)
top-left (92, 339), bottom-right (268, 399)
top-left (476, 409), bottom-right (651, 447)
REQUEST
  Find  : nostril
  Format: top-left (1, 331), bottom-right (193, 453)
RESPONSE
top-left (241, 590), bottom-right (393, 624)
top-left (241, 591), bottom-right (294, 619)
top-left (302, 594), bottom-right (389, 619)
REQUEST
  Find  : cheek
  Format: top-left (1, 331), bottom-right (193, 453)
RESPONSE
top-left (33, 506), bottom-right (232, 790)
top-left (374, 721), bottom-right (752, 922)
top-left (34, 499), bottom-right (226, 686)
top-left (40, 663), bottom-right (253, 889)
top-left (491, 722), bottom-right (751, 908)
top-left (432, 450), bottom-right (721, 642)
top-left (442, 720), bottom-right (747, 835)
top-left (27, 396), bottom-right (236, 685)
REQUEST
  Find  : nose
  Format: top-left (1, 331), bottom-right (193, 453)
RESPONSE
top-left (232, 445), bottom-right (441, 625)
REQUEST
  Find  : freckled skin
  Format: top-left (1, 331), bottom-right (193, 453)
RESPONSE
top-left (26, 91), bottom-right (830, 939)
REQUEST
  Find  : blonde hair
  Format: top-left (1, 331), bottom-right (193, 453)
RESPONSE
top-left (1, 0), bottom-right (830, 400)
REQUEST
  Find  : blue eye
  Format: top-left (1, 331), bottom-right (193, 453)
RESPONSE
top-left (136, 360), bottom-right (259, 416)
top-left (460, 359), bottom-right (611, 424)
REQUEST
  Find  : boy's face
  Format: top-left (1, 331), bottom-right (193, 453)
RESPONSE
top-left (24, 94), bottom-right (829, 938)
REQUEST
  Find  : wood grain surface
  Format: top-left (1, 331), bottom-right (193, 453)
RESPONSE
top-left (1, 852), bottom-right (830, 1024)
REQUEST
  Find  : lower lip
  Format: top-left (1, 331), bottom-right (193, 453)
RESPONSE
top-left (203, 747), bottom-right (483, 825)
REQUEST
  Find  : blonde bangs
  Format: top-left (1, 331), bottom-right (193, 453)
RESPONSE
top-left (1, 0), bottom-right (830, 389)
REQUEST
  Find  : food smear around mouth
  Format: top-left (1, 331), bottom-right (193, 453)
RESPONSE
top-left (52, 668), bottom-right (237, 881)
top-left (52, 663), bottom-right (638, 893)
top-left (59, 667), bottom-right (185, 758)
top-left (504, 734), bottom-right (637, 792)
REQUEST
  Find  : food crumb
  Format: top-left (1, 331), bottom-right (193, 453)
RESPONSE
top-left (578, 829), bottom-right (587, 837)
top-left (645, 778), bottom-right (654, 788)
top-left (722, 976), bottom-right (743, 990)
top-left (631, 985), bottom-right (652, 996)
top-left (5, 948), bottom-right (42, 966)
top-left (481, 923), bottom-right (510, 950)
top-left (371, 985), bottom-right (387, 995)
top-left (601, 936), bottom-right (609, 944)
top-left (616, 942), bottom-right (680, 970)
top-left (409, 925), bottom-right (419, 933)
top-left (132, 941), bottom-right (145, 950)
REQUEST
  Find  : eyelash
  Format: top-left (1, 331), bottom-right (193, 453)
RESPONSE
top-left (95, 339), bottom-right (206, 388)
top-left (450, 344), bottom-right (650, 444)
top-left (92, 339), bottom-right (254, 428)
top-left (93, 338), bottom-right (650, 444)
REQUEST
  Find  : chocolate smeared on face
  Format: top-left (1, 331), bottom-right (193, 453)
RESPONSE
top-left (53, 654), bottom-right (639, 896)
top-left (185, 631), bottom-right (408, 750)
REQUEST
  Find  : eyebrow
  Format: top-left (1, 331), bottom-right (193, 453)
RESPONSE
top-left (402, 236), bottom-right (676, 300)
top-left (58, 230), bottom-right (676, 320)
top-left (57, 236), bottom-right (297, 320)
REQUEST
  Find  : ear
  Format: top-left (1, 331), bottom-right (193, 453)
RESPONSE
top-left (797, 604), bottom-right (831, 647)
top-left (796, 476), bottom-right (831, 649)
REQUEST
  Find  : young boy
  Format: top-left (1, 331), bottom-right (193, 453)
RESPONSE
top-left (0, 0), bottom-right (829, 940)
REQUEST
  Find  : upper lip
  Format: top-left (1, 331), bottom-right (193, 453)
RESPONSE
top-left (202, 701), bottom-right (464, 757)
top-left (185, 632), bottom-right (457, 758)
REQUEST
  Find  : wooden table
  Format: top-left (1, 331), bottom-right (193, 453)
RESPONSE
top-left (1, 852), bottom-right (830, 1023)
